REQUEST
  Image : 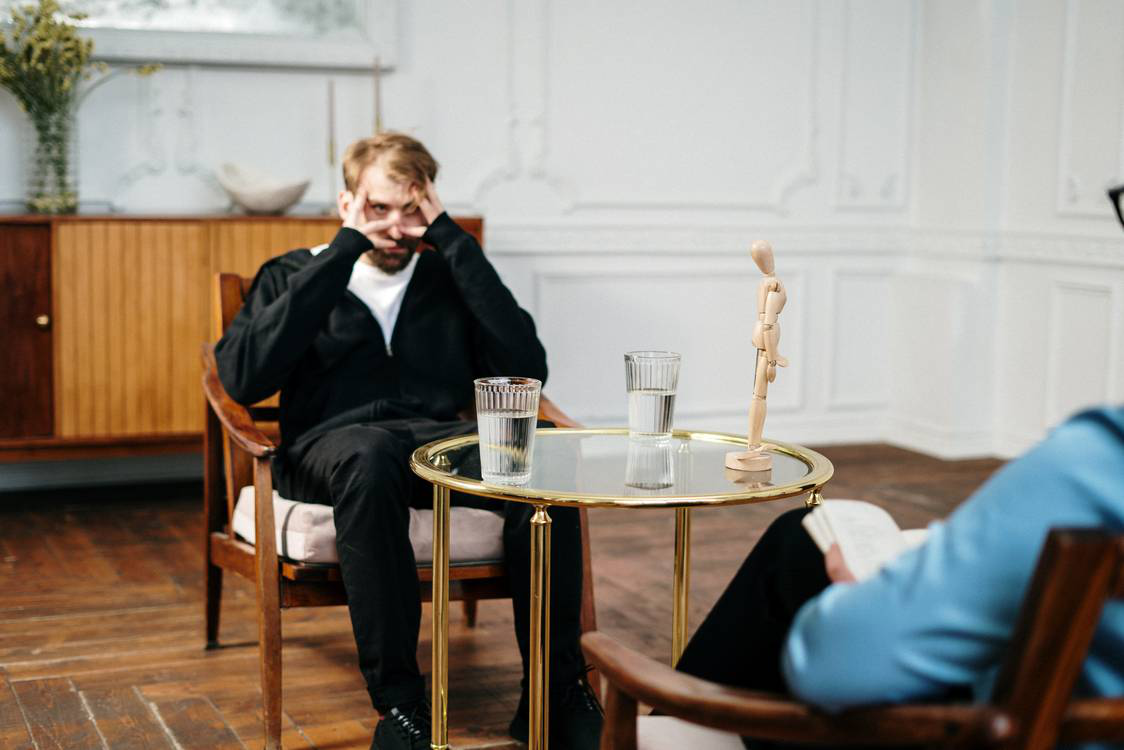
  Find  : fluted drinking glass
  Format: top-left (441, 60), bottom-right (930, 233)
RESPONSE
top-left (475, 376), bottom-right (541, 485)
top-left (624, 351), bottom-right (681, 441)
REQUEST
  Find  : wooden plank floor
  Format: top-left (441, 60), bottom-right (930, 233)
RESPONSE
top-left (0, 444), bottom-right (1002, 749)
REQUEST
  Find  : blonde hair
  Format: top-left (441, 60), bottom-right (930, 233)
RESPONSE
top-left (341, 132), bottom-right (439, 193)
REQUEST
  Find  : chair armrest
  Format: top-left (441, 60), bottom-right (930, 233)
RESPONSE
top-left (581, 631), bottom-right (1013, 746)
top-left (201, 344), bottom-right (277, 459)
top-left (539, 393), bottom-right (581, 428)
top-left (1061, 698), bottom-right (1124, 744)
top-left (462, 392), bottom-right (581, 428)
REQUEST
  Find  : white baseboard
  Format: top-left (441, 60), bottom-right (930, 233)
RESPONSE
top-left (884, 416), bottom-right (996, 459)
top-left (758, 412), bottom-right (892, 447)
top-left (991, 429), bottom-right (1045, 460)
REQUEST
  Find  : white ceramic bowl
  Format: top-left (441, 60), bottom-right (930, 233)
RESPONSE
top-left (215, 163), bottom-right (310, 214)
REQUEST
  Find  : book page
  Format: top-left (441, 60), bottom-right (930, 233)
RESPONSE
top-left (900, 527), bottom-right (929, 550)
top-left (819, 501), bottom-right (906, 582)
top-left (801, 511), bottom-right (835, 554)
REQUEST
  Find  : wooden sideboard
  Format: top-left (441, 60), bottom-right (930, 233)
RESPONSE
top-left (0, 214), bottom-right (483, 461)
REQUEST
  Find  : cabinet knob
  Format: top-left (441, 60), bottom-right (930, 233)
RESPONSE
top-left (35, 314), bottom-right (51, 330)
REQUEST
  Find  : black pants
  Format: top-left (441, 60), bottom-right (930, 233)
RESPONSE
top-left (673, 508), bottom-right (827, 750)
top-left (675, 507), bottom-right (829, 695)
top-left (278, 418), bottom-right (586, 712)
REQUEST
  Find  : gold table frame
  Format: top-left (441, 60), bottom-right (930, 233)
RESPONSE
top-left (410, 428), bottom-right (834, 750)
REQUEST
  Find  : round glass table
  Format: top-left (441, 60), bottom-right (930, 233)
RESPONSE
top-left (410, 428), bottom-right (833, 750)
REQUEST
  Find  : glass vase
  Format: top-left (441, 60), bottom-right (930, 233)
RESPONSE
top-left (26, 106), bottom-right (79, 214)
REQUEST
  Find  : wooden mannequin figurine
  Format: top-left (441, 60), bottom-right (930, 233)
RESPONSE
top-left (726, 240), bottom-right (788, 472)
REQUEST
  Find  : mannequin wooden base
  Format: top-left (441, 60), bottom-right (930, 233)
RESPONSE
top-left (725, 449), bottom-right (772, 472)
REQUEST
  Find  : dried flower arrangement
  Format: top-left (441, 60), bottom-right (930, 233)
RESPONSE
top-left (0, 0), bottom-right (157, 213)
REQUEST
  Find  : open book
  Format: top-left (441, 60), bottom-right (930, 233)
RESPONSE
top-left (802, 500), bottom-right (929, 582)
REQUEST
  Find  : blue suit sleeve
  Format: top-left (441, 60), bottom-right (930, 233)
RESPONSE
top-left (781, 410), bottom-right (1124, 710)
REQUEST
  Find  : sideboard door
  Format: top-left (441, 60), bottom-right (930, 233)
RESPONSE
top-left (0, 223), bottom-right (53, 438)
top-left (54, 221), bottom-right (209, 438)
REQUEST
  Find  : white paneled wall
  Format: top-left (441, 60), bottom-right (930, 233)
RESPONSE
top-left (2, 0), bottom-right (1124, 487)
top-left (1054, 0), bottom-right (1124, 219)
top-left (835, 0), bottom-right (915, 212)
top-left (992, 253), bottom-right (1124, 457)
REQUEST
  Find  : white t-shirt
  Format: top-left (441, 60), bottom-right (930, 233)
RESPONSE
top-left (310, 243), bottom-right (418, 353)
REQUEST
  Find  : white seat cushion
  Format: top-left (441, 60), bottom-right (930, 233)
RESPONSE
top-left (637, 716), bottom-right (744, 750)
top-left (232, 486), bottom-right (505, 565)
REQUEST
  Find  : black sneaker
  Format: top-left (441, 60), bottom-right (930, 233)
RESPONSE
top-left (509, 673), bottom-right (604, 750)
top-left (371, 699), bottom-right (431, 750)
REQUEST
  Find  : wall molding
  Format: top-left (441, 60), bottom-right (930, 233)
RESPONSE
top-left (559, 1), bottom-right (821, 215)
top-left (530, 266), bottom-right (807, 417)
top-left (833, 0), bottom-right (916, 212)
top-left (111, 74), bottom-right (168, 204)
top-left (825, 269), bottom-right (893, 410)
top-left (486, 224), bottom-right (1124, 269)
top-left (528, 264), bottom-right (809, 451)
top-left (994, 428), bottom-right (1048, 460)
top-left (1055, 0), bottom-right (1088, 217)
top-left (909, 231), bottom-right (999, 262)
top-left (997, 233), bottom-right (1124, 268)
top-left (487, 223), bottom-right (907, 255)
top-left (1044, 280), bottom-right (1115, 427)
top-left (885, 415), bottom-right (995, 459)
top-left (468, 0), bottom-right (579, 213)
top-left (1055, 0), bottom-right (1124, 218)
top-left (909, 229), bottom-right (1124, 268)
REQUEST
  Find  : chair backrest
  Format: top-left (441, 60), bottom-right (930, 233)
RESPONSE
top-left (211, 272), bottom-right (270, 521)
top-left (213, 273), bottom-right (254, 341)
top-left (990, 528), bottom-right (1124, 749)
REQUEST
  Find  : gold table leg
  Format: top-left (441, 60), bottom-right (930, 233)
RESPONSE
top-left (529, 505), bottom-right (552, 750)
top-left (672, 507), bottom-right (691, 666)
top-left (431, 485), bottom-right (450, 750)
top-left (806, 489), bottom-right (824, 507)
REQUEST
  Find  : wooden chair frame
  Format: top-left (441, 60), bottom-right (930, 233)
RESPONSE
top-left (203, 272), bottom-right (598, 750)
top-left (585, 528), bottom-right (1124, 750)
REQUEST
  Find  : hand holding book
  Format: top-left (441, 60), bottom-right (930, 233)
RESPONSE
top-left (823, 543), bottom-right (858, 583)
top-left (802, 500), bottom-right (929, 583)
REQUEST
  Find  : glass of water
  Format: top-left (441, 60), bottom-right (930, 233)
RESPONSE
top-left (624, 351), bottom-right (681, 441)
top-left (475, 376), bottom-right (541, 485)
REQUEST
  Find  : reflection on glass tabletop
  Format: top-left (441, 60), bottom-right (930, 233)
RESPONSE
top-left (411, 428), bottom-right (833, 508)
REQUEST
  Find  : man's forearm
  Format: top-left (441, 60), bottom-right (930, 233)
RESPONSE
top-left (423, 213), bottom-right (548, 380)
top-left (216, 227), bottom-right (373, 404)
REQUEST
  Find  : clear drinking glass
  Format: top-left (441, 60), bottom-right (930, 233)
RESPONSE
top-left (475, 377), bottom-right (541, 485)
top-left (624, 351), bottom-right (681, 441)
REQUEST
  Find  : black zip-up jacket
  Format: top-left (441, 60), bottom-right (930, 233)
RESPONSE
top-left (215, 213), bottom-right (548, 456)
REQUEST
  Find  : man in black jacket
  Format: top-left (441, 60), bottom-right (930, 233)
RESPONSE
top-left (216, 133), bottom-right (600, 750)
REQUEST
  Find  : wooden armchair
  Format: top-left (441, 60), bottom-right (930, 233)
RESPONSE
top-left (585, 528), bottom-right (1124, 750)
top-left (203, 263), bottom-right (598, 749)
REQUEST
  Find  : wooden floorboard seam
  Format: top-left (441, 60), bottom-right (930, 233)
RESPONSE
top-left (3, 674), bottom-right (40, 750)
top-left (145, 697), bottom-right (199, 750)
top-left (74, 687), bottom-right (112, 750)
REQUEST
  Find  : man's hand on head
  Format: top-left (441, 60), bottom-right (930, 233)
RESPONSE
top-left (401, 179), bottom-right (445, 241)
top-left (341, 185), bottom-right (404, 250)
